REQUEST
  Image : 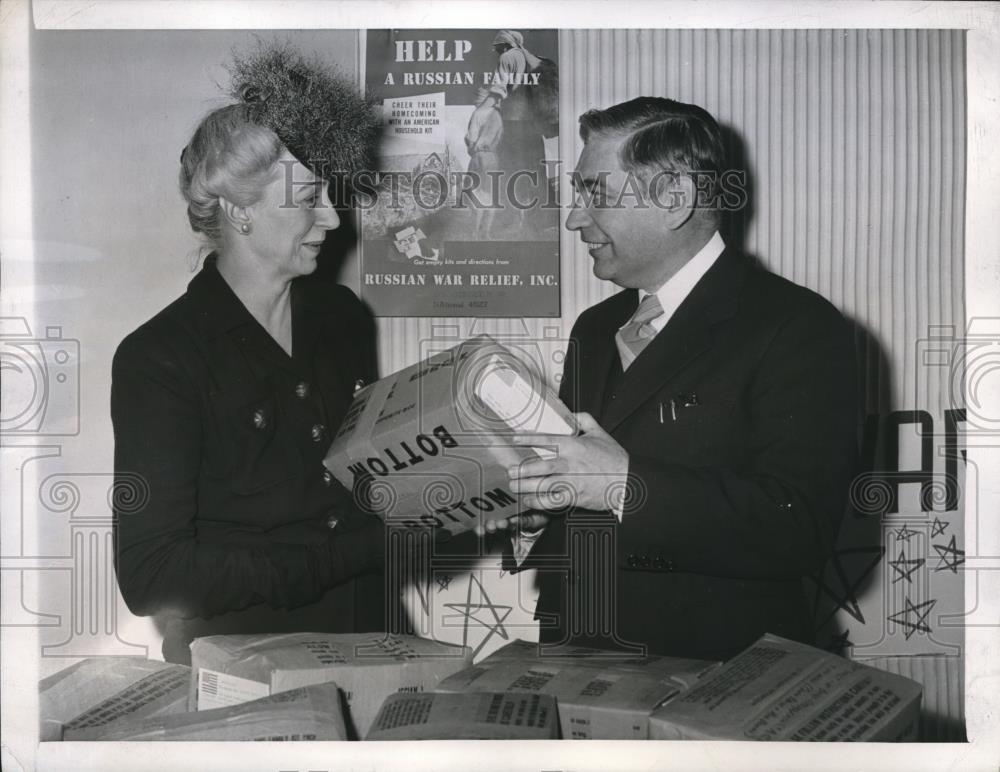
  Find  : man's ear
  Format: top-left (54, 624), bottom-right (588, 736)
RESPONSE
top-left (650, 173), bottom-right (696, 231)
top-left (218, 196), bottom-right (252, 234)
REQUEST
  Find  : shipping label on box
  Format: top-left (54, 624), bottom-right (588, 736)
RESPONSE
top-left (39, 657), bottom-right (190, 741)
top-left (649, 634), bottom-right (923, 741)
top-left (436, 638), bottom-right (719, 739)
top-left (190, 632), bottom-right (472, 739)
top-left (324, 335), bottom-right (576, 535)
top-left (366, 691), bottom-right (560, 740)
top-left (64, 682), bottom-right (347, 741)
top-left (197, 668), bottom-right (270, 711)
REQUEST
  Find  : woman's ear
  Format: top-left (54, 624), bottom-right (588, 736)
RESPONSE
top-left (218, 196), bottom-right (252, 234)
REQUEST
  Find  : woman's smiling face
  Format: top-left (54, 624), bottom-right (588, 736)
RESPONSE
top-left (245, 150), bottom-right (340, 280)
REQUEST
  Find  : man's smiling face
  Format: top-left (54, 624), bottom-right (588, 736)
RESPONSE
top-left (566, 133), bottom-right (678, 292)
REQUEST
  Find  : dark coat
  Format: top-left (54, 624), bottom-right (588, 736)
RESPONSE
top-left (518, 247), bottom-right (858, 661)
top-left (111, 256), bottom-right (385, 663)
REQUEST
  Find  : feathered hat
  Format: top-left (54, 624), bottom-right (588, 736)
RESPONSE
top-left (226, 39), bottom-right (381, 180)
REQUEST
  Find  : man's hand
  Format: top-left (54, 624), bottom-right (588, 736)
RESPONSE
top-left (506, 412), bottom-right (629, 513)
top-left (473, 511), bottom-right (550, 538)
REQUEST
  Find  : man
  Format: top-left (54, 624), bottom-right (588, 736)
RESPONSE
top-left (487, 97), bottom-right (858, 662)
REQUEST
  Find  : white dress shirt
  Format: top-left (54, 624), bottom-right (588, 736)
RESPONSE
top-left (512, 233), bottom-right (726, 562)
top-left (628, 230), bottom-right (726, 336)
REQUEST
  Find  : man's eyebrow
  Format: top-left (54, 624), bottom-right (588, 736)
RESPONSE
top-left (569, 173), bottom-right (612, 192)
top-left (569, 173), bottom-right (619, 200)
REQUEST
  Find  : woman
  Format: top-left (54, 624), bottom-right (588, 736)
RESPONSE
top-left (111, 44), bottom-right (385, 664)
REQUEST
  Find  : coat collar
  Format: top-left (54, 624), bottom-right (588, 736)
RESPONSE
top-left (594, 246), bottom-right (750, 432)
top-left (186, 254), bottom-right (338, 374)
top-left (187, 255), bottom-right (338, 338)
top-left (183, 254), bottom-right (243, 340)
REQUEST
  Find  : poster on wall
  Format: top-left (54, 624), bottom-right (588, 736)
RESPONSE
top-left (360, 29), bottom-right (560, 317)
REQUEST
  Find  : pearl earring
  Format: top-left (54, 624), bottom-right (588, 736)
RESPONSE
top-left (240, 223), bottom-right (250, 234)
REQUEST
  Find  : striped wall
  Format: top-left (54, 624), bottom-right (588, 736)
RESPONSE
top-left (857, 655), bottom-right (966, 741)
top-left (366, 29), bottom-right (967, 738)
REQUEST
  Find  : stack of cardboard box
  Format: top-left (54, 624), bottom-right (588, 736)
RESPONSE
top-left (648, 634), bottom-right (923, 741)
top-left (39, 657), bottom-right (189, 741)
top-left (189, 632), bottom-right (472, 738)
top-left (436, 639), bottom-right (720, 739)
top-left (39, 633), bottom-right (924, 742)
top-left (367, 691), bottom-right (560, 740)
top-left (64, 683), bottom-right (347, 741)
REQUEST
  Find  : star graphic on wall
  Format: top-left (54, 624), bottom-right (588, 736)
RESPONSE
top-left (810, 546), bottom-right (885, 628)
top-left (888, 549), bottom-right (925, 584)
top-left (443, 573), bottom-right (512, 657)
top-left (931, 517), bottom-right (949, 537)
top-left (826, 629), bottom-right (853, 654)
top-left (893, 524), bottom-right (919, 543)
top-left (933, 535), bottom-right (965, 573)
top-left (887, 597), bottom-right (936, 640)
top-left (436, 573), bottom-right (452, 592)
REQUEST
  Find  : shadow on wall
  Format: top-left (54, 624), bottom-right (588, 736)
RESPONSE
top-left (805, 322), bottom-right (890, 650)
top-left (717, 124), bottom-right (897, 683)
top-left (718, 123), bottom-right (755, 260)
top-left (720, 125), bottom-right (948, 741)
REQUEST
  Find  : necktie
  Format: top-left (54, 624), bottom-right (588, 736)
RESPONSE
top-left (615, 293), bottom-right (664, 371)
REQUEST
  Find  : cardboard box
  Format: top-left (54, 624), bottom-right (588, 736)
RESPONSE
top-left (649, 634), bottom-right (923, 741)
top-left (189, 632), bottom-right (472, 739)
top-left (64, 682), bottom-right (346, 741)
top-left (39, 657), bottom-right (189, 741)
top-left (324, 334), bottom-right (577, 536)
top-left (366, 691), bottom-right (559, 740)
top-left (436, 638), bottom-right (719, 739)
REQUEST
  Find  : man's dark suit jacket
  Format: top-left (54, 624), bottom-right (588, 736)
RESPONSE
top-left (516, 246), bottom-right (858, 662)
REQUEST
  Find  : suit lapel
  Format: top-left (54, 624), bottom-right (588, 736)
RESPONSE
top-left (578, 291), bottom-right (637, 420)
top-left (601, 248), bottom-right (749, 433)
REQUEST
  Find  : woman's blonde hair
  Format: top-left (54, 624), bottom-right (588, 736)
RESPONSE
top-left (178, 103), bottom-right (283, 248)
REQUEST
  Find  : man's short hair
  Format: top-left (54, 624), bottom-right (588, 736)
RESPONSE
top-left (579, 96), bottom-right (726, 212)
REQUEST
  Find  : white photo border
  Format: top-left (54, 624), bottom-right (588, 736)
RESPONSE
top-left (2, 2), bottom-right (997, 770)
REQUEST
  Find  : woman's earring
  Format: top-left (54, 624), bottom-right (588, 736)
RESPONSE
top-left (240, 223), bottom-right (251, 234)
